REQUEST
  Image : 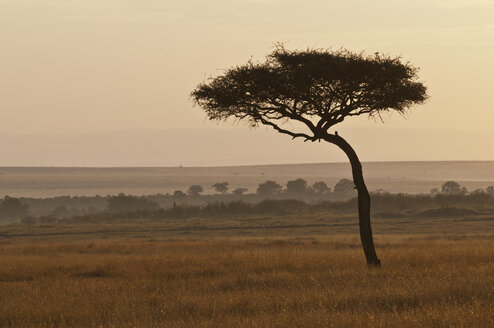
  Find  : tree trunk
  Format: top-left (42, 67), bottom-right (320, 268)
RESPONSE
top-left (323, 133), bottom-right (381, 267)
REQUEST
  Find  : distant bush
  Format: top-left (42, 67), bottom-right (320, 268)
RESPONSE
top-left (173, 190), bottom-right (187, 198)
top-left (312, 181), bottom-right (331, 194)
top-left (203, 200), bottom-right (252, 216)
top-left (51, 206), bottom-right (70, 219)
top-left (187, 185), bottom-right (203, 196)
top-left (333, 179), bottom-right (356, 199)
top-left (285, 179), bottom-right (307, 195)
top-left (441, 181), bottom-right (467, 195)
top-left (107, 193), bottom-right (160, 213)
top-left (0, 196), bottom-right (29, 222)
top-left (256, 199), bottom-right (307, 215)
top-left (232, 187), bottom-right (248, 195)
top-left (19, 189), bottom-right (494, 225)
top-left (212, 182), bottom-right (229, 194)
top-left (20, 216), bottom-right (36, 225)
top-left (417, 207), bottom-right (479, 218)
top-left (257, 180), bottom-right (282, 196)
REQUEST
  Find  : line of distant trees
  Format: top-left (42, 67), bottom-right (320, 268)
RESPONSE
top-left (1, 180), bottom-right (494, 224)
top-left (20, 191), bottom-right (494, 225)
top-left (0, 196), bottom-right (29, 223)
top-left (173, 178), bottom-right (356, 198)
top-left (174, 179), bottom-right (494, 199)
top-left (430, 180), bottom-right (494, 196)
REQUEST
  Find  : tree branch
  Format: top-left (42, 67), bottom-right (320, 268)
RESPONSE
top-left (259, 117), bottom-right (314, 141)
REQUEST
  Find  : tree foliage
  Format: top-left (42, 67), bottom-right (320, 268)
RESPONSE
top-left (441, 181), bottom-right (467, 195)
top-left (187, 185), bottom-right (204, 196)
top-left (312, 181), bottom-right (331, 194)
top-left (192, 45), bottom-right (428, 141)
top-left (107, 193), bottom-right (160, 213)
top-left (333, 178), bottom-right (356, 196)
top-left (286, 179), bottom-right (308, 195)
top-left (256, 180), bottom-right (282, 196)
top-left (212, 182), bottom-right (229, 194)
top-left (0, 196), bottom-right (29, 221)
top-left (232, 187), bottom-right (248, 195)
top-left (173, 190), bottom-right (187, 198)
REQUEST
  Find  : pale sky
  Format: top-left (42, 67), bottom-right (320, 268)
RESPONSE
top-left (1, 0), bottom-right (494, 166)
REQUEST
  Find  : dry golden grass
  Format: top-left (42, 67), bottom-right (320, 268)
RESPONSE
top-left (1, 234), bottom-right (493, 327)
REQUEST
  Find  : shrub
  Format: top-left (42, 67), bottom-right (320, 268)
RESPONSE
top-left (107, 194), bottom-right (160, 213)
top-left (257, 180), bottom-right (282, 196)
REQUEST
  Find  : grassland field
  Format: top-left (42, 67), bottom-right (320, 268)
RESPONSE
top-left (1, 211), bottom-right (493, 327)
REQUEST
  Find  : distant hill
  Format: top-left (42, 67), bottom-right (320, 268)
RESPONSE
top-left (1, 161), bottom-right (494, 198)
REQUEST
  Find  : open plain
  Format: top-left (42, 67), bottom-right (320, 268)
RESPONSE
top-left (4, 0), bottom-right (494, 326)
top-left (1, 212), bottom-right (493, 327)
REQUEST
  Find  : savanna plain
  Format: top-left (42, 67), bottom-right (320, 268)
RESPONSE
top-left (1, 210), bottom-right (493, 327)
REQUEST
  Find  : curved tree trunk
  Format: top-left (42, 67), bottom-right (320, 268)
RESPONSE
top-left (323, 133), bottom-right (381, 267)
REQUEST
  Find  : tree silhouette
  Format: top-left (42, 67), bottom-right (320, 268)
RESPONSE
top-left (232, 187), bottom-right (248, 195)
top-left (441, 181), bottom-right (467, 195)
top-left (191, 45), bottom-right (428, 266)
top-left (212, 182), bottom-right (229, 194)
top-left (0, 196), bottom-right (29, 222)
top-left (173, 190), bottom-right (187, 198)
top-left (286, 178), bottom-right (307, 195)
top-left (256, 180), bottom-right (282, 196)
top-left (333, 178), bottom-right (357, 198)
top-left (312, 181), bottom-right (330, 194)
top-left (187, 185), bottom-right (203, 196)
top-left (107, 193), bottom-right (160, 213)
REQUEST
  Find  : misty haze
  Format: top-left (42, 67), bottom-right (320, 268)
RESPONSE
top-left (2, 161), bottom-right (494, 198)
top-left (1, 0), bottom-right (494, 327)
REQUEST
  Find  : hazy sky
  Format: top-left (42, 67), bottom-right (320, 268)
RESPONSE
top-left (1, 0), bottom-right (494, 166)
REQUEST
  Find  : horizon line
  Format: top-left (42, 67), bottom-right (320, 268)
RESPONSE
top-left (1, 159), bottom-right (494, 169)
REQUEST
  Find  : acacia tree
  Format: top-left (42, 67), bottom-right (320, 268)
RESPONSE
top-left (312, 181), bottom-right (330, 194)
top-left (334, 178), bottom-right (357, 197)
top-left (187, 185), bottom-right (203, 196)
top-left (232, 187), bottom-right (248, 195)
top-left (257, 180), bottom-right (282, 196)
top-left (286, 178), bottom-right (308, 195)
top-left (191, 46), bottom-right (428, 266)
top-left (212, 182), bottom-right (229, 194)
